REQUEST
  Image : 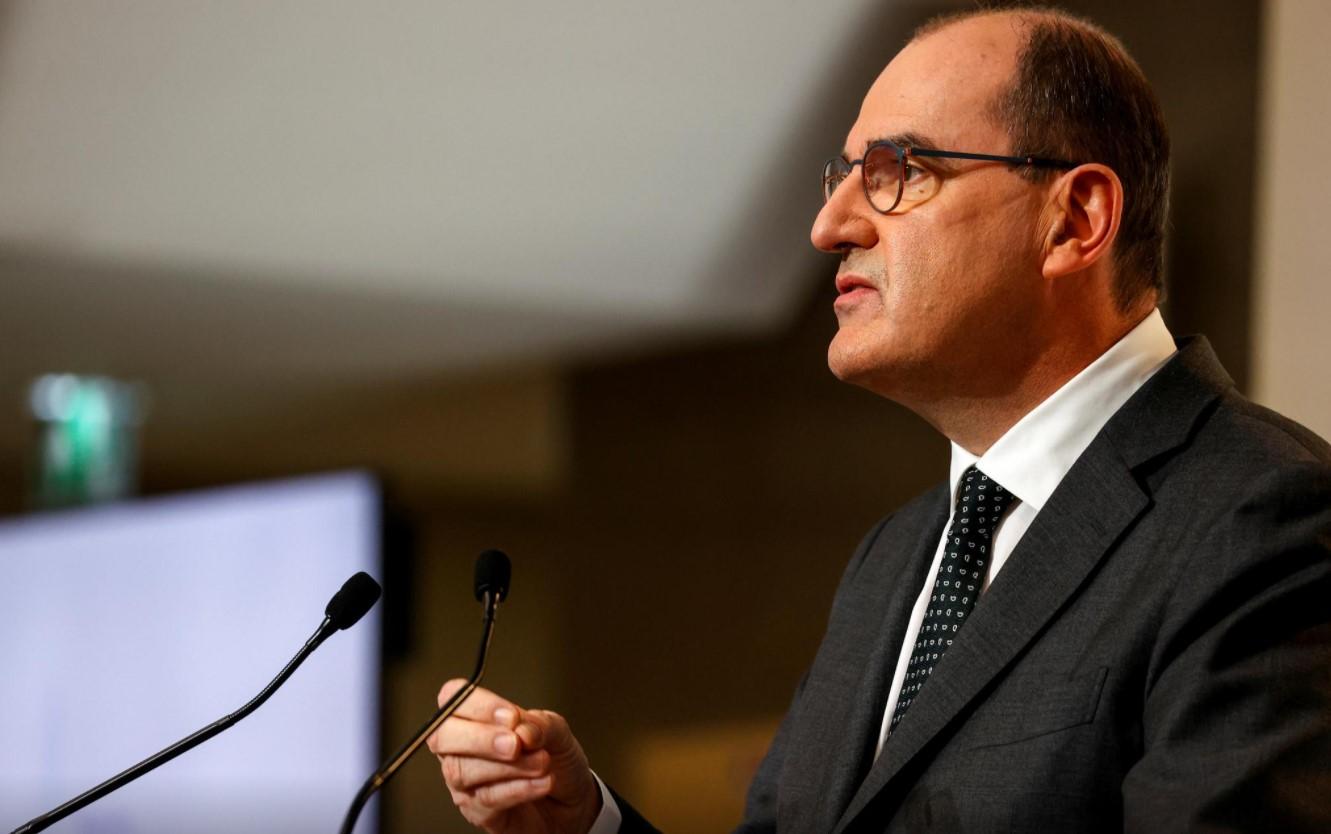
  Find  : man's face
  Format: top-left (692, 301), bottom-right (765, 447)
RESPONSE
top-left (813, 17), bottom-right (1052, 406)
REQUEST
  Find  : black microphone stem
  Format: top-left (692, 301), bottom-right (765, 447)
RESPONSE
top-left (339, 591), bottom-right (499, 834)
top-left (10, 618), bottom-right (339, 834)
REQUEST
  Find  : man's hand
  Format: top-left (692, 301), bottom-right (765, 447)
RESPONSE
top-left (428, 680), bottom-right (603, 834)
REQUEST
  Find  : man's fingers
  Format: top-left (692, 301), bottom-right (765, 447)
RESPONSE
top-left (455, 775), bottom-right (555, 822)
top-left (426, 696), bottom-right (567, 763)
top-left (436, 680), bottom-right (522, 728)
top-left (432, 695), bottom-right (599, 833)
top-left (516, 708), bottom-right (579, 754)
top-left (427, 714), bottom-right (523, 761)
top-left (436, 678), bottom-right (467, 708)
top-left (439, 749), bottom-right (551, 790)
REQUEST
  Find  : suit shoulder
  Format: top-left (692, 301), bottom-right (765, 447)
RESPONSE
top-left (1176, 389), bottom-right (1331, 484)
top-left (1133, 388), bottom-right (1331, 578)
top-left (1155, 391), bottom-right (1331, 572)
top-left (1210, 389), bottom-right (1331, 465)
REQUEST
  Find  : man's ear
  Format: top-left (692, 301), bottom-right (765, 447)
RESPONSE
top-left (1041, 164), bottom-right (1123, 280)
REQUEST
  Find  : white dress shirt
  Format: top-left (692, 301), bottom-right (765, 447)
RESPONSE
top-left (591, 309), bottom-right (1177, 832)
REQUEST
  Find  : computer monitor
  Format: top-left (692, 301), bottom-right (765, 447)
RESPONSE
top-left (0, 472), bottom-right (382, 833)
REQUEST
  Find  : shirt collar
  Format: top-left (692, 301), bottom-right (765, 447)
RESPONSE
top-left (948, 308), bottom-right (1177, 511)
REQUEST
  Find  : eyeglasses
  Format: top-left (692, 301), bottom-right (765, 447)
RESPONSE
top-left (822, 140), bottom-right (1079, 214)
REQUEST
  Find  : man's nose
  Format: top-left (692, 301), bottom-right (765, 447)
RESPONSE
top-left (810, 179), bottom-right (878, 253)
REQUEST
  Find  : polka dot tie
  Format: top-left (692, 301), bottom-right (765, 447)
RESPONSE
top-left (889, 465), bottom-right (1016, 734)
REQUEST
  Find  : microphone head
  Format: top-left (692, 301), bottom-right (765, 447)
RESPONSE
top-left (325, 572), bottom-right (382, 630)
top-left (474, 549), bottom-right (511, 603)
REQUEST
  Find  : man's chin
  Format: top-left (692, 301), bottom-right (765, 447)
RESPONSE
top-left (827, 336), bottom-right (877, 386)
top-left (827, 333), bottom-right (910, 400)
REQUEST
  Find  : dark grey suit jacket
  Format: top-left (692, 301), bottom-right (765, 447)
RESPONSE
top-left (622, 337), bottom-right (1331, 832)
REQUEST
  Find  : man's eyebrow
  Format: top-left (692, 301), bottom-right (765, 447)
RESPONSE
top-left (878, 132), bottom-right (945, 152)
top-left (843, 131), bottom-right (947, 159)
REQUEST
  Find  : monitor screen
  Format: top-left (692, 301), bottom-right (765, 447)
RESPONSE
top-left (0, 472), bottom-right (381, 833)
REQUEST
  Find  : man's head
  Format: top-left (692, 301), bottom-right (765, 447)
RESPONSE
top-left (812, 8), bottom-right (1170, 431)
top-left (971, 8), bottom-right (1170, 304)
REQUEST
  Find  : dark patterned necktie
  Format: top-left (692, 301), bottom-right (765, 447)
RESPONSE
top-left (889, 465), bottom-right (1016, 734)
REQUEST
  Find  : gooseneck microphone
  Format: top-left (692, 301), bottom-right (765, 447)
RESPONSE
top-left (10, 571), bottom-right (382, 834)
top-left (339, 549), bottom-right (511, 834)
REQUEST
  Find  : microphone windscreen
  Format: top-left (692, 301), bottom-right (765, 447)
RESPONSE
top-left (473, 549), bottom-right (511, 603)
top-left (326, 571), bottom-right (382, 630)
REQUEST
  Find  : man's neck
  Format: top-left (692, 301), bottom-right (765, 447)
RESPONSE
top-left (916, 310), bottom-right (1154, 455)
top-left (926, 364), bottom-right (1085, 456)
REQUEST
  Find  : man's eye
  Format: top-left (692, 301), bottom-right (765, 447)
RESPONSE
top-left (903, 164), bottom-right (927, 182)
top-left (864, 165), bottom-right (896, 191)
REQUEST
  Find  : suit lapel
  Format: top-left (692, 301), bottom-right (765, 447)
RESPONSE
top-left (833, 451), bottom-right (1148, 832)
top-left (831, 336), bottom-right (1230, 833)
top-left (778, 488), bottom-right (947, 832)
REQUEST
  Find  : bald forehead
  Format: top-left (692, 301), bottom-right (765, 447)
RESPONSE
top-left (901, 13), bottom-right (1026, 84)
top-left (845, 13), bottom-right (1027, 156)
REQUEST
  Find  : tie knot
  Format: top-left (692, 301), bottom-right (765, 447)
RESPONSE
top-left (955, 465), bottom-right (1016, 524)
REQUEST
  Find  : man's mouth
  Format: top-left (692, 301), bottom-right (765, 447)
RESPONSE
top-left (834, 273), bottom-right (877, 305)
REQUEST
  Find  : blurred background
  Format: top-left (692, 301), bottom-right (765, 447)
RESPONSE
top-left (1, 0), bottom-right (1327, 831)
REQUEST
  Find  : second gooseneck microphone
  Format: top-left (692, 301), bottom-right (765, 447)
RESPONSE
top-left (338, 549), bottom-right (511, 834)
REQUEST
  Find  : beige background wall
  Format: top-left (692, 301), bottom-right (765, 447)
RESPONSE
top-left (1252, 0), bottom-right (1331, 439)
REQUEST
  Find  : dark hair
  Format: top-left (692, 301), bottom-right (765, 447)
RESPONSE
top-left (917, 7), bottom-right (1171, 310)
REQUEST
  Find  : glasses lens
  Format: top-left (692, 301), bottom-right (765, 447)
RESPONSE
top-left (863, 143), bottom-right (904, 213)
top-left (822, 158), bottom-right (851, 202)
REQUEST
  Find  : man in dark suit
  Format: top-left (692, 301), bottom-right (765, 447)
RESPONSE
top-left (428, 7), bottom-right (1331, 832)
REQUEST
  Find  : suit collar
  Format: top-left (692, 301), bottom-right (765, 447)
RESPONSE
top-left (1101, 334), bottom-right (1233, 469)
top-left (831, 336), bottom-right (1231, 833)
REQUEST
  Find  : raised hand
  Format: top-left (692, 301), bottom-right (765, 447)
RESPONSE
top-left (428, 680), bottom-right (603, 834)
